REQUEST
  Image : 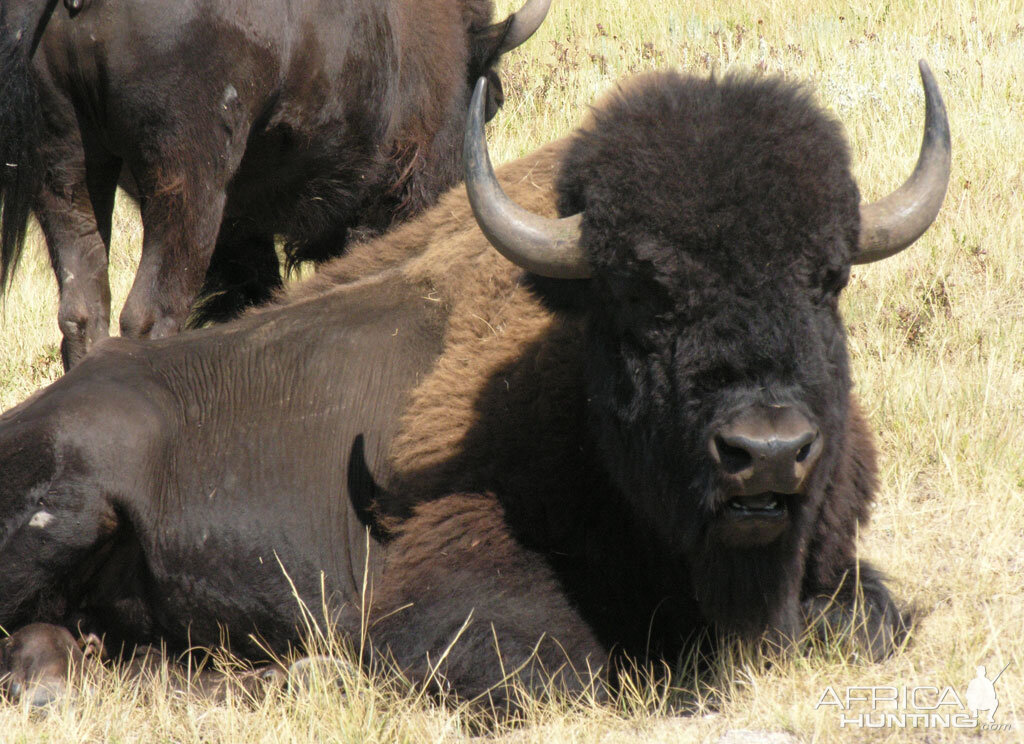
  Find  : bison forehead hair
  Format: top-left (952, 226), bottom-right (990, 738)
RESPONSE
top-left (557, 70), bottom-right (860, 282)
top-left (554, 71), bottom-right (859, 554)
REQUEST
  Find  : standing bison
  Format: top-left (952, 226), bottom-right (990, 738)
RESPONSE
top-left (0, 0), bottom-right (548, 369)
top-left (0, 62), bottom-right (949, 706)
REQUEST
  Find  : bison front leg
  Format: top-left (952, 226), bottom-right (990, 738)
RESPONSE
top-left (799, 404), bottom-right (906, 661)
top-left (119, 80), bottom-right (250, 341)
top-left (119, 177), bottom-right (227, 341)
top-left (355, 494), bottom-right (606, 710)
top-left (33, 140), bottom-right (121, 369)
top-left (189, 224), bottom-right (281, 328)
top-left (802, 561), bottom-right (906, 661)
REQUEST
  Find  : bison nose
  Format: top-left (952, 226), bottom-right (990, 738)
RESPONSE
top-left (710, 405), bottom-right (822, 495)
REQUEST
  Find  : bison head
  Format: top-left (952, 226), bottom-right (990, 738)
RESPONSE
top-left (464, 65), bottom-right (949, 632)
top-left (0, 346), bottom-right (169, 628)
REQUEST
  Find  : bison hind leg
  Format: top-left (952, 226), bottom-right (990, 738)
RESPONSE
top-left (802, 561), bottom-right (909, 662)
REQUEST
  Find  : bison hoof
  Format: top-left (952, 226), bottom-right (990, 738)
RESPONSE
top-left (286, 655), bottom-right (355, 693)
top-left (6, 679), bottom-right (65, 707)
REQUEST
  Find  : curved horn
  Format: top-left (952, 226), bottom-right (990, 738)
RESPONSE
top-left (464, 78), bottom-right (589, 279)
top-left (855, 60), bottom-right (951, 264)
top-left (496, 0), bottom-right (552, 55)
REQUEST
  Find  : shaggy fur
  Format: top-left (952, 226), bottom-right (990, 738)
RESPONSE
top-left (0, 70), bottom-right (909, 706)
top-left (0, 0), bottom-right (522, 369)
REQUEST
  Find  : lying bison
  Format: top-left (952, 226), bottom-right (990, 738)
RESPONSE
top-left (0, 61), bottom-right (949, 706)
top-left (0, 0), bottom-right (548, 369)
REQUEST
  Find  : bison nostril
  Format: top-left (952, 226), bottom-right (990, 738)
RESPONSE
top-left (712, 405), bottom-right (822, 493)
top-left (714, 435), bottom-right (753, 475)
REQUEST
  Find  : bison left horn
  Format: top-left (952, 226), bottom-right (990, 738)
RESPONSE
top-left (464, 77), bottom-right (589, 279)
top-left (855, 60), bottom-right (952, 263)
top-left (496, 0), bottom-right (554, 55)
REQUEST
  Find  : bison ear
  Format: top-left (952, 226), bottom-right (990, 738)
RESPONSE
top-left (482, 70), bottom-right (505, 122)
top-left (468, 0), bottom-right (551, 84)
top-left (466, 20), bottom-right (513, 120)
top-left (468, 17), bottom-right (514, 74)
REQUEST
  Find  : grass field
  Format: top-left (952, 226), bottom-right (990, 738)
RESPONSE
top-left (1, 0), bottom-right (1022, 741)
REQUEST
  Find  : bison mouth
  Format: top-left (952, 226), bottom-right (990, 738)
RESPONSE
top-left (716, 492), bottom-right (792, 547)
top-left (725, 492), bottom-right (788, 518)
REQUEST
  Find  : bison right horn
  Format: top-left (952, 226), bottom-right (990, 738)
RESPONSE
top-left (854, 60), bottom-right (952, 264)
top-left (464, 77), bottom-right (589, 279)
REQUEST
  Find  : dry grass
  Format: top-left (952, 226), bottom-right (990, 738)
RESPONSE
top-left (1, 0), bottom-right (1022, 741)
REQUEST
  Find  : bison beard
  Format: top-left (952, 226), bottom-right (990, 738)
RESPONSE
top-left (0, 66), bottom-right (948, 709)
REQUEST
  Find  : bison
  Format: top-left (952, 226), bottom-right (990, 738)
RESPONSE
top-left (0, 0), bottom-right (548, 369)
top-left (0, 62), bottom-right (950, 707)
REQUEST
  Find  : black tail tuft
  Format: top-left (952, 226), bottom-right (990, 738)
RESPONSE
top-left (0, 18), bottom-right (44, 293)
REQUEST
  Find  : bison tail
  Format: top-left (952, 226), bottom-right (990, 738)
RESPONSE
top-left (0, 3), bottom-right (50, 293)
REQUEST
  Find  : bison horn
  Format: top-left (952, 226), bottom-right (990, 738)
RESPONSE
top-left (854, 60), bottom-right (951, 264)
top-left (464, 78), bottom-right (589, 279)
top-left (497, 0), bottom-right (553, 55)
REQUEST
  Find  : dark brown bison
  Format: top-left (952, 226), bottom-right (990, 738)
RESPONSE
top-left (0, 0), bottom-right (548, 369)
top-left (0, 62), bottom-right (949, 707)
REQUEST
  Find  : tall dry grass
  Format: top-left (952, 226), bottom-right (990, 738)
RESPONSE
top-left (1, 0), bottom-right (1021, 741)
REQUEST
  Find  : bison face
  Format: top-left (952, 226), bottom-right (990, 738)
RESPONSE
top-left (0, 344), bottom-right (166, 626)
top-left (580, 252), bottom-right (853, 555)
top-left (554, 71), bottom-right (861, 557)
top-left (0, 401), bottom-right (74, 626)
